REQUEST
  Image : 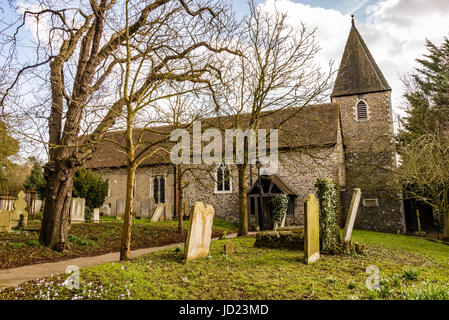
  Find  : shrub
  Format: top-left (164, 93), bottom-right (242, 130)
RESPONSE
top-left (23, 160), bottom-right (46, 199)
top-left (26, 239), bottom-right (40, 247)
top-left (271, 194), bottom-right (289, 227)
top-left (72, 168), bottom-right (108, 212)
top-left (85, 206), bottom-right (93, 221)
top-left (402, 269), bottom-right (419, 281)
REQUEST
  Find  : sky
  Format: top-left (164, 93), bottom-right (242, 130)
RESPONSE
top-left (1, 0), bottom-right (449, 158)
top-left (233, 0), bottom-right (449, 121)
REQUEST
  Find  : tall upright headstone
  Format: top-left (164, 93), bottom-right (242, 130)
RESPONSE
top-left (343, 188), bottom-right (362, 242)
top-left (165, 203), bottom-right (173, 221)
top-left (304, 194), bottom-right (320, 265)
top-left (184, 202), bottom-right (215, 262)
top-left (93, 208), bottom-right (100, 223)
top-left (70, 198), bottom-right (85, 224)
top-left (140, 200), bottom-right (150, 219)
top-left (116, 199), bottom-right (125, 220)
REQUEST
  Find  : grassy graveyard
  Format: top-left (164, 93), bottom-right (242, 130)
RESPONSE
top-left (2, 229), bottom-right (449, 300)
top-left (0, 218), bottom-right (238, 270)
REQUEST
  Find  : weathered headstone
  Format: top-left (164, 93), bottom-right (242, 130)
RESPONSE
top-left (100, 204), bottom-right (111, 217)
top-left (184, 202), bottom-right (215, 262)
top-left (32, 199), bottom-right (43, 215)
top-left (151, 203), bottom-right (165, 222)
top-left (10, 191), bottom-right (28, 228)
top-left (343, 188), bottom-right (362, 242)
top-left (304, 194), bottom-right (320, 265)
top-left (70, 198), bottom-right (85, 224)
top-left (0, 210), bottom-right (11, 233)
top-left (116, 199), bottom-right (125, 220)
top-left (165, 203), bottom-right (173, 221)
top-left (140, 200), bottom-right (150, 219)
top-left (93, 208), bottom-right (100, 223)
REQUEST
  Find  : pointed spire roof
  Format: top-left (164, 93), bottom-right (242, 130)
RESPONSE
top-left (331, 16), bottom-right (391, 98)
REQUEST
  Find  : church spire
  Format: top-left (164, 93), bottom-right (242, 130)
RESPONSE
top-left (331, 16), bottom-right (391, 98)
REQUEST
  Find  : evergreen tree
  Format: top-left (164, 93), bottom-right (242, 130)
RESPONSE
top-left (0, 121), bottom-right (20, 189)
top-left (72, 168), bottom-right (108, 212)
top-left (23, 158), bottom-right (46, 199)
top-left (399, 37), bottom-right (449, 145)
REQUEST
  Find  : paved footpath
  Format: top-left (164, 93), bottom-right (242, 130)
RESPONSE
top-left (0, 233), bottom-right (240, 289)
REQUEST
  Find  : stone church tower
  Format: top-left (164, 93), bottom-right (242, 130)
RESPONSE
top-left (331, 17), bottom-right (405, 233)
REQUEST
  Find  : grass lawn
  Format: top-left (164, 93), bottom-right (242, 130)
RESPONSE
top-left (0, 218), bottom-right (237, 270)
top-left (1, 229), bottom-right (449, 300)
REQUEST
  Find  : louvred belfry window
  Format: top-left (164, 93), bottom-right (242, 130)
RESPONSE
top-left (357, 101), bottom-right (368, 120)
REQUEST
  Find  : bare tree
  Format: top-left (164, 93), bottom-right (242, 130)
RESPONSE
top-left (399, 134), bottom-right (449, 241)
top-left (215, 0), bottom-right (333, 235)
top-left (0, 0), bottom-right (236, 251)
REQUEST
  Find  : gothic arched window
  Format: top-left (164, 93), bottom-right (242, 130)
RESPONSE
top-left (357, 100), bottom-right (368, 121)
top-left (153, 176), bottom-right (165, 203)
top-left (215, 165), bottom-right (232, 193)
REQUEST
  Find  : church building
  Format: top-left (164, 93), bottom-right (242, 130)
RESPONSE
top-left (85, 18), bottom-right (406, 234)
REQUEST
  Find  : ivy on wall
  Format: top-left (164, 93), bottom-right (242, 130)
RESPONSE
top-left (315, 178), bottom-right (340, 253)
top-left (271, 194), bottom-right (289, 228)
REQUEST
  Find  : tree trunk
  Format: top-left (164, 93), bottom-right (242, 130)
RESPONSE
top-left (177, 166), bottom-right (184, 235)
top-left (120, 165), bottom-right (135, 260)
top-left (39, 162), bottom-right (77, 251)
top-left (237, 164), bottom-right (248, 236)
top-left (443, 210), bottom-right (449, 242)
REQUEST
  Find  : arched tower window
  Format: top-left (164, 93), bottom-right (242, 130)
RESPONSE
top-left (357, 100), bottom-right (368, 121)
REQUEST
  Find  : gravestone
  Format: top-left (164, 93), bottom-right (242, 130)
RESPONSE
top-left (70, 198), bottom-right (85, 224)
top-left (184, 202), bottom-right (215, 262)
top-left (140, 200), bottom-right (150, 219)
top-left (116, 199), bottom-right (125, 220)
top-left (304, 194), bottom-right (320, 265)
top-left (343, 188), bottom-right (362, 242)
top-left (0, 210), bottom-right (11, 233)
top-left (100, 204), bottom-right (111, 217)
top-left (10, 191), bottom-right (28, 228)
top-left (93, 208), bottom-right (100, 223)
top-left (33, 199), bottom-right (43, 215)
top-left (151, 203), bottom-right (165, 222)
top-left (165, 203), bottom-right (173, 221)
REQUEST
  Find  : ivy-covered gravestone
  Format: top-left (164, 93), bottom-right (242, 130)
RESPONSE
top-left (315, 178), bottom-right (340, 253)
top-left (271, 194), bottom-right (289, 231)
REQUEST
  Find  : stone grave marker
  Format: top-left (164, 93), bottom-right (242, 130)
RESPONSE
top-left (116, 199), bottom-right (125, 220)
top-left (151, 203), bottom-right (165, 222)
top-left (93, 208), bottom-right (100, 223)
top-left (10, 191), bottom-right (28, 228)
top-left (304, 194), bottom-right (320, 265)
top-left (184, 202), bottom-right (215, 262)
top-left (100, 204), bottom-right (110, 217)
top-left (140, 200), bottom-right (150, 219)
top-left (70, 198), bottom-right (85, 224)
top-left (343, 188), bottom-right (362, 242)
top-left (0, 210), bottom-right (11, 233)
top-left (165, 203), bottom-right (173, 221)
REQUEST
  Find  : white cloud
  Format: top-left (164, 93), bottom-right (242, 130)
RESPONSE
top-left (258, 0), bottom-right (449, 120)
